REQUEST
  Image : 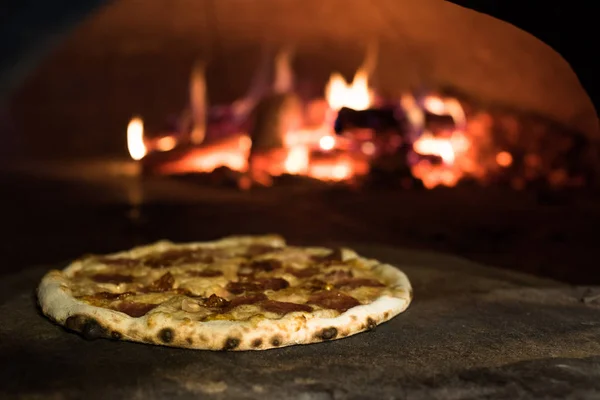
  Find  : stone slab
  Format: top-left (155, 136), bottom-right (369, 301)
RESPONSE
top-left (1, 245), bottom-right (600, 399)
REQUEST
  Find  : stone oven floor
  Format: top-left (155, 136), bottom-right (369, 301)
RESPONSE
top-left (1, 172), bottom-right (600, 398)
top-left (0, 170), bottom-right (599, 284)
top-left (2, 245), bottom-right (600, 399)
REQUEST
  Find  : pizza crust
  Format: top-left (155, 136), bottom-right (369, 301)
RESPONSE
top-left (37, 235), bottom-right (413, 351)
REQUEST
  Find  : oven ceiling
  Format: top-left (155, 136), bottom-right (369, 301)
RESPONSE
top-left (4, 0), bottom-right (598, 158)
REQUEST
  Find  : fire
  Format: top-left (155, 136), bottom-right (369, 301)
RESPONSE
top-left (127, 117), bottom-right (147, 160)
top-left (411, 132), bottom-right (471, 188)
top-left (319, 135), bottom-right (336, 151)
top-left (155, 136), bottom-right (177, 152)
top-left (284, 146), bottom-right (310, 175)
top-left (423, 95), bottom-right (467, 129)
top-left (496, 151), bottom-right (513, 167)
top-left (325, 68), bottom-right (373, 111)
top-left (413, 132), bottom-right (469, 164)
top-left (158, 134), bottom-right (251, 175)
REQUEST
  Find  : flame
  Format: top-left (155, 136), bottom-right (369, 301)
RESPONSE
top-left (156, 134), bottom-right (250, 175)
top-left (127, 117), bottom-right (147, 160)
top-left (325, 68), bottom-right (373, 111)
top-left (155, 136), bottom-right (177, 152)
top-left (284, 146), bottom-right (310, 175)
top-left (361, 141), bottom-right (376, 156)
top-left (423, 95), bottom-right (467, 129)
top-left (413, 132), bottom-right (469, 164)
top-left (496, 151), bottom-right (513, 167)
top-left (412, 131), bottom-right (470, 188)
top-left (319, 135), bottom-right (336, 151)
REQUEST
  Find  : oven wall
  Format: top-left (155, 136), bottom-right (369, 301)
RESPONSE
top-left (5, 0), bottom-right (597, 160)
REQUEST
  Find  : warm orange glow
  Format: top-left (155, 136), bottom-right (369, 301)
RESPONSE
top-left (284, 127), bottom-right (330, 148)
top-left (309, 160), bottom-right (351, 181)
top-left (157, 134), bottom-right (250, 175)
top-left (284, 146), bottom-right (310, 175)
top-left (361, 142), bottom-right (376, 156)
top-left (127, 117), bottom-right (147, 161)
top-left (496, 151), bottom-right (513, 167)
top-left (413, 132), bottom-right (469, 164)
top-left (424, 95), bottom-right (467, 128)
top-left (155, 136), bottom-right (177, 152)
top-left (319, 135), bottom-right (336, 151)
top-left (411, 131), bottom-right (471, 188)
top-left (325, 68), bottom-right (373, 111)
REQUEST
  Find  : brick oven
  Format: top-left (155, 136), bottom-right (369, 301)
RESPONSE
top-left (1, 1), bottom-right (600, 398)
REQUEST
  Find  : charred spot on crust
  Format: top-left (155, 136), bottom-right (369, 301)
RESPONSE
top-left (223, 337), bottom-right (240, 350)
top-left (158, 328), bottom-right (174, 343)
top-left (366, 318), bottom-right (377, 331)
top-left (319, 327), bottom-right (338, 340)
top-left (252, 338), bottom-right (263, 348)
top-left (270, 336), bottom-right (281, 347)
top-left (65, 315), bottom-right (109, 340)
top-left (111, 331), bottom-right (122, 340)
top-left (186, 337), bottom-right (193, 345)
top-left (384, 312), bottom-right (389, 319)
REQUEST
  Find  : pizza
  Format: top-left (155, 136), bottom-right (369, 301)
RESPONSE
top-left (37, 235), bottom-right (412, 351)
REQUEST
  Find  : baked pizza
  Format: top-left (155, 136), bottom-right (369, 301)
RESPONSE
top-left (37, 235), bottom-right (412, 351)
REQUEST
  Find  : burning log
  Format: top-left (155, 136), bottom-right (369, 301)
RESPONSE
top-left (334, 107), bottom-right (406, 134)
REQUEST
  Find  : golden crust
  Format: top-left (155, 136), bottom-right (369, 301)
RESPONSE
top-left (37, 235), bottom-right (412, 351)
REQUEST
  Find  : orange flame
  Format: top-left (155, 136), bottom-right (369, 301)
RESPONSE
top-left (413, 132), bottom-right (469, 164)
top-left (284, 146), bottom-right (310, 175)
top-left (325, 68), bottom-right (373, 111)
top-left (127, 117), bottom-right (147, 160)
top-left (155, 136), bottom-right (177, 152)
top-left (319, 135), bottom-right (336, 151)
top-left (496, 151), bottom-right (513, 167)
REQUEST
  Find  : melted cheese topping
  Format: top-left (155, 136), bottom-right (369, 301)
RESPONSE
top-left (67, 238), bottom-right (403, 322)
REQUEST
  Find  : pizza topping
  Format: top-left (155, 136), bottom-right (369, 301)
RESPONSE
top-left (225, 293), bottom-right (268, 311)
top-left (245, 244), bottom-right (283, 257)
top-left (181, 298), bottom-right (202, 312)
top-left (312, 248), bottom-right (344, 263)
top-left (285, 266), bottom-right (320, 278)
top-left (260, 300), bottom-right (312, 315)
top-left (226, 281), bottom-right (263, 294)
top-left (226, 278), bottom-right (289, 294)
top-left (90, 273), bottom-right (135, 284)
top-left (204, 294), bottom-right (230, 308)
top-left (96, 257), bottom-right (140, 267)
top-left (188, 269), bottom-right (223, 277)
top-left (247, 259), bottom-right (283, 272)
top-left (145, 272), bottom-right (175, 292)
top-left (308, 290), bottom-right (361, 312)
top-left (303, 279), bottom-right (334, 291)
top-left (256, 277), bottom-right (290, 291)
top-left (144, 248), bottom-right (231, 268)
top-left (114, 302), bottom-right (158, 317)
top-left (334, 278), bottom-right (385, 289)
top-left (88, 291), bottom-right (135, 301)
top-left (324, 269), bottom-right (354, 281)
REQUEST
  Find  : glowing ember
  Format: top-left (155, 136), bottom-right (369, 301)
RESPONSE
top-left (127, 117), bottom-right (147, 161)
top-left (284, 146), bottom-right (310, 175)
top-left (155, 136), bottom-right (177, 152)
top-left (361, 142), bottom-right (376, 156)
top-left (325, 68), bottom-right (373, 111)
top-left (423, 95), bottom-right (467, 128)
top-left (319, 135), bottom-right (336, 151)
top-left (496, 151), bottom-right (513, 167)
top-left (413, 132), bottom-right (469, 164)
top-left (156, 134), bottom-right (251, 175)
